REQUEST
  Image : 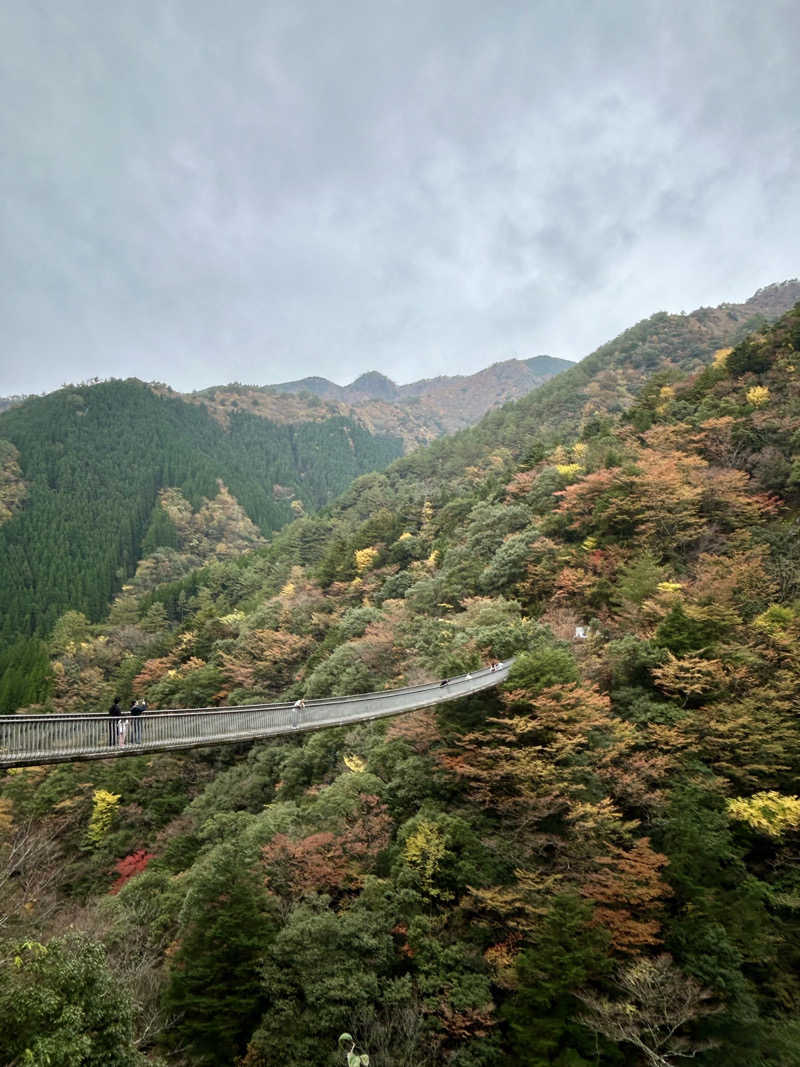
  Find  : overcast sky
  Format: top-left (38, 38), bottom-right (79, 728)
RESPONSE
top-left (1, 1), bottom-right (798, 396)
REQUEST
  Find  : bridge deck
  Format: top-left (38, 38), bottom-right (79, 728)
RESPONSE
top-left (0, 664), bottom-right (511, 768)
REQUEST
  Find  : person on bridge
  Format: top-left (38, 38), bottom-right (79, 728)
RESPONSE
top-left (108, 697), bottom-right (122, 745)
top-left (130, 698), bottom-right (145, 743)
top-left (292, 699), bottom-right (305, 729)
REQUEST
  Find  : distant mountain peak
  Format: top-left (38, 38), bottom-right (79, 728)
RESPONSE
top-left (346, 371), bottom-right (399, 401)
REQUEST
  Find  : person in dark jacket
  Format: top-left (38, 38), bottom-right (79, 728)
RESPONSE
top-left (108, 697), bottom-right (122, 746)
top-left (130, 698), bottom-right (145, 744)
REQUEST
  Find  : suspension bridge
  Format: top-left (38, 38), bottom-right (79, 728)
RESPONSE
top-left (0, 663), bottom-right (511, 769)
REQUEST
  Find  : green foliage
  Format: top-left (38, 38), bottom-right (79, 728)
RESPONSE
top-left (0, 934), bottom-right (144, 1066)
top-left (0, 379), bottom-right (402, 683)
top-left (164, 839), bottom-right (277, 1064)
top-left (0, 635), bottom-right (50, 712)
top-left (502, 895), bottom-right (614, 1065)
top-left (654, 602), bottom-right (722, 654)
top-left (248, 888), bottom-right (396, 1064)
top-left (5, 300), bottom-right (800, 1066)
top-left (506, 643), bottom-right (579, 694)
top-left (141, 502), bottom-right (179, 554)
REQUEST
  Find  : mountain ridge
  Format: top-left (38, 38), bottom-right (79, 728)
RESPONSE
top-left (3, 302), bottom-right (799, 1065)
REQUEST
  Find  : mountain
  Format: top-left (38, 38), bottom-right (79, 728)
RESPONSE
top-left (0, 379), bottom-right (403, 650)
top-left (193, 354), bottom-right (575, 450)
top-left (482, 279), bottom-right (800, 441)
top-left (188, 283), bottom-right (800, 456)
top-left (3, 302), bottom-right (799, 1065)
top-left (2, 282), bottom-right (798, 695)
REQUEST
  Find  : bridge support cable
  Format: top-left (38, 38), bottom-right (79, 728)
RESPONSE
top-left (0, 663), bottom-right (511, 768)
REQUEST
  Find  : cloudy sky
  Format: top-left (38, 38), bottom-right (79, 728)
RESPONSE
top-left (1, 1), bottom-right (798, 396)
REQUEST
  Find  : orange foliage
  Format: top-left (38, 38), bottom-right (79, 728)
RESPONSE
top-left (557, 444), bottom-right (775, 556)
top-left (582, 838), bottom-right (671, 954)
top-left (441, 685), bottom-right (639, 851)
top-left (505, 469), bottom-right (538, 500)
top-left (261, 794), bottom-right (391, 896)
top-left (262, 832), bottom-right (350, 896)
top-left (218, 629), bottom-right (313, 691)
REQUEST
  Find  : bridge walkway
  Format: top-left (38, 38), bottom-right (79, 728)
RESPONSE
top-left (0, 663), bottom-right (511, 768)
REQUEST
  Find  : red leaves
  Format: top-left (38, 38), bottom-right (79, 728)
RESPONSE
top-left (261, 794), bottom-right (391, 896)
top-left (109, 849), bottom-right (155, 894)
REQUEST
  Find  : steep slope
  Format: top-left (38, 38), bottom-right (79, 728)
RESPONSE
top-left (4, 305), bottom-right (799, 1065)
top-left (482, 279), bottom-right (800, 441)
top-left (0, 379), bottom-right (402, 647)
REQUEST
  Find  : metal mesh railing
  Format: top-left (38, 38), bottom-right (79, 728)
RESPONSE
top-left (0, 663), bottom-right (511, 767)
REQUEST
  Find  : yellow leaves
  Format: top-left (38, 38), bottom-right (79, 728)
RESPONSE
top-left (551, 444), bottom-right (569, 465)
top-left (556, 463), bottom-right (584, 479)
top-left (727, 792), bottom-right (800, 837)
top-left (280, 580), bottom-right (296, 599)
top-left (343, 754), bottom-right (366, 773)
top-left (746, 385), bottom-right (770, 408)
top-left (13, 941), bottom-right (47, 967)
top-left (174, 631), bottom-right (196, 655)
top-left (641, 581), bottom-right (684, 620)
top-left (712, 346), bottom-right (733, 368)
top-left (354, 546), bottom-right (379, 574)
top-left (397, 531), bottom-right (413, 542)
top-left (403, 819), bottom-right (448, 898)
top-left (655, 385), bottom-right (675, 417)
top-left (657, 582), bottom-right (683, 595)
top-left (87, 789), bottom-right (121, 846)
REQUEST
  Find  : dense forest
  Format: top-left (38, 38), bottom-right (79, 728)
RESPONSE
top-left (0, 379), bottom-right (402, 707)
top-left (2, 304), bottom-right (800, 1065)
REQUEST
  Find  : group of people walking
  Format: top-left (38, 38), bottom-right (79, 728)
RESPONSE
top-left (107, 697), bottom-right (147, 746)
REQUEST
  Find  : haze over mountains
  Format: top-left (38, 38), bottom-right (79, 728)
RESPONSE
top-left (182, 280), bottom-right (800, 447)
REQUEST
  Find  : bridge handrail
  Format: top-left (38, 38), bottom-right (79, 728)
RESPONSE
top-left (4, 665), bottom-right (502, 723)
top-left (0, 662), bottom-right (512, 767)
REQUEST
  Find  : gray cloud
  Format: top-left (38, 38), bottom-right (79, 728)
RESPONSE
top-left (1, 0), bottom-right (799, 395)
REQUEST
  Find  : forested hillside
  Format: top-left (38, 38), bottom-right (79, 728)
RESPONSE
top-left (0, 379), bottom-right (402, 706)
top-left (470, 279), bottom-right (800, 444)
top-left (2, 305), bottom-right (799, 1065)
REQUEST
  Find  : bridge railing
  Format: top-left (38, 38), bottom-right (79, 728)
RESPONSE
top-left (0, 663), bottom-right (511, 768)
